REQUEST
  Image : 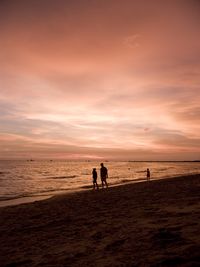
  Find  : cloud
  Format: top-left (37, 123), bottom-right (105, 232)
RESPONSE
top-left (0, 0), bottom-right (199, 159)
top-left (123, 34), bottom-right (141, 48)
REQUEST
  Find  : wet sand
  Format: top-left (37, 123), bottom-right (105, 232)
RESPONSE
top-left (0, 174), bottom-right (200, 267)
top-left (0, 195), bottom-right (52, 208)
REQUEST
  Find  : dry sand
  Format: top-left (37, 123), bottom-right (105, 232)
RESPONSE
top-left (0, 174), bottom-right (200, 267)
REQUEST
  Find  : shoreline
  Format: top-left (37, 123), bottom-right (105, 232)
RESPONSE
top-left (0, 173), bottom-right (198, 208)
top-left (0, 173), bottom-right (199, 208)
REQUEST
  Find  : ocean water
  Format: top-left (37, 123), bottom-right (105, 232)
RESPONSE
top-left (0, 160), bottom-right (200, 203)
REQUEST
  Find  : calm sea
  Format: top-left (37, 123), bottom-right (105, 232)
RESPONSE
top-left (0, 160), bottom-right (200, 204)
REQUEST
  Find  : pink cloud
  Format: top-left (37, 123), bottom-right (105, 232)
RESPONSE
top-left (0, 0), bottom-right (199, 159)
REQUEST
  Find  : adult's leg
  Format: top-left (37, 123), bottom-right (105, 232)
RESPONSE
top-left (105, 179), bottom-right (108, 188)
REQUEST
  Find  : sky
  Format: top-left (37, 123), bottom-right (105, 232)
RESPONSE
top-left (0, 0), bottom-right (200, 160)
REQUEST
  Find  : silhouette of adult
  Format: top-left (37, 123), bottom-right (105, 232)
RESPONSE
top-left (92, 168), bottom-right (99, 190)
top-left (100, 163), bottom-right (108, 188)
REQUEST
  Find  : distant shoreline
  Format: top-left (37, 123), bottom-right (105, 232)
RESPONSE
top-left (0, 159), bottom-right (200, 162)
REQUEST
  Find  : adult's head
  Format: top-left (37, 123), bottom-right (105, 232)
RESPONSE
top-left (100, 163), bottom-right (104, 167)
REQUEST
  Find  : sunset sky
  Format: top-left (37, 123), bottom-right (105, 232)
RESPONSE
top-left (0, 0), bottom-right (200, 160)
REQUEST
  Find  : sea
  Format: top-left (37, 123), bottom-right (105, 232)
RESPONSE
top-left (0, 160), bottom-right (200, 206)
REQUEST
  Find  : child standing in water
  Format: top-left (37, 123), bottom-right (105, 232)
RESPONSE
top-left (147, 168), bottom-right (150, 181)
top-left (92, 168), bottom-right (99, 190)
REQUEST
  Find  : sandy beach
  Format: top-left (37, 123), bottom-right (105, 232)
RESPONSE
top-left (0, 174), bottom-right (200, 267)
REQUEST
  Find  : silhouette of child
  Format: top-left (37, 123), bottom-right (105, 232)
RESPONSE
top-left (92, 168), bottom-right (99, 190)
top-left (147, 168), bottom-right (150, 181)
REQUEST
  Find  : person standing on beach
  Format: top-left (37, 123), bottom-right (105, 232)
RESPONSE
top-left (147, 168), bottom-right (150, 181)
top-left (100, 163), bottom-right (108, 188)
top-left (92, 168), bottom-right (99, 190)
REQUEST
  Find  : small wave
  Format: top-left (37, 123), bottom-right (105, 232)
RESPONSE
top-left (121, 179), bottom-right (135, 183)
top-left (0, 171), bottom-right (10, 175)
top-left (47, 175), bottom-right (77, 179)
top-left (121, 178), bottom-right (146, 183)
top-left (0, 188), bottom-right (71, 202)
top-left (35, 188), bottom-right (70, 194)
top-left (0, 194), bottom-right (30, 201)
top-left (80, 185), bottom-right (93, 189)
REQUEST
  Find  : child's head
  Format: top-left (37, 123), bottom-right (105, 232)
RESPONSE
top-left (93, 168), bottom-right (96, 171)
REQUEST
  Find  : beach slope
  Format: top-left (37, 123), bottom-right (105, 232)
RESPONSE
top-left (0, 174), bottom-right (200, 266)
